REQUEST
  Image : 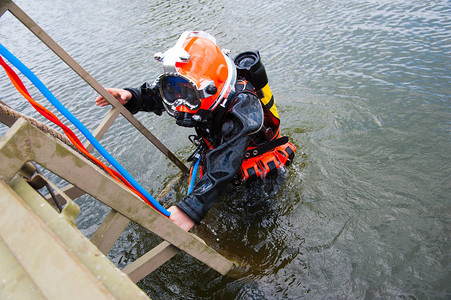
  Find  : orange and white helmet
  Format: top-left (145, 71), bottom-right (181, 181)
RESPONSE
top-left (154, 31), bottom-right (236, 116)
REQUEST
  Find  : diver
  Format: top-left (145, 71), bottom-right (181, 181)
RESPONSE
top-left (95, 31), bottom-right (296, 231)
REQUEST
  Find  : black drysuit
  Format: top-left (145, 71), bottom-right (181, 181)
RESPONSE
top-left (124, 82), bottom-right (267, 224)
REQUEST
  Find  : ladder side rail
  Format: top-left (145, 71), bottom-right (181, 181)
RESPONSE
top-left (0, 3), bottom-right (7, 17)
top-left (89, 172), bottom-right (183, 255)
top-left (0, 119), bottom-right (234, 275)
top-left (44, 107), bottom-right (120, 204)
top-left (0, 0), bottom-right (187, 173)
top-left (0, 103), bottom-right (120, 201)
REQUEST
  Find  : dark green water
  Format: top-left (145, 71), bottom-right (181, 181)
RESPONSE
top-left (1, 0), bottom-right (450, 299)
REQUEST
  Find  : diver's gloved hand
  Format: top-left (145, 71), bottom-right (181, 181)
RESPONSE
top-left (168, 205), bottom-right (195, 231)
top-left (95, 88), bottom-right (132, 107)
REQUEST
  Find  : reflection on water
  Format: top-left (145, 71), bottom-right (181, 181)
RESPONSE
top-left (1, 0), bottom-right (450, 298)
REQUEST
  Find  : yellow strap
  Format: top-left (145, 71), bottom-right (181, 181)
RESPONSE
top-left (260, 84), bottom-right (279, 120)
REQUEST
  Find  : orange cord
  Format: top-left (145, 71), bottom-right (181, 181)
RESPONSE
top-left (0, 56), bottom-right (159, 209)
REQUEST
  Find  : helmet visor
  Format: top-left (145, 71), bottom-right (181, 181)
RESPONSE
top-left (160, 75), bottom-right (201, 110)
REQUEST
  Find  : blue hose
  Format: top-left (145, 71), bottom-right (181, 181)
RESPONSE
top-left (187, 155), bottom-right (201, 195)
top-left (0, 43), bottom-right (170, 217)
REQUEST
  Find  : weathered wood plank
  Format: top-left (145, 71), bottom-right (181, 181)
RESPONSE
top-left (0, 119), bottom-right (234, 275)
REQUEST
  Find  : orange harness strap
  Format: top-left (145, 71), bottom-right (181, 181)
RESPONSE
top-left (239, 140), bottom-right (296, 182)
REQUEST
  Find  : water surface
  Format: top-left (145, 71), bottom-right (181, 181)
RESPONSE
top-left (1, 0), bottom-right (450, 299)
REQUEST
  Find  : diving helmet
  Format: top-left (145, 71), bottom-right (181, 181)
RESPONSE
top-left (154, 31), bottom-right (236, 126)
